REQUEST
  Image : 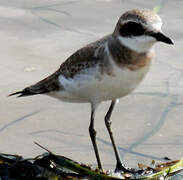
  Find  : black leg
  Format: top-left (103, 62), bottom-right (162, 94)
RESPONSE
top-left (105, 100), bottom-right (131, 172)
top-left (89, 103), bottom-right (103, 170)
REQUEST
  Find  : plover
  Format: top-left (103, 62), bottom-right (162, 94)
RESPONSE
top-left (9, 9), bottom-right (173, 172)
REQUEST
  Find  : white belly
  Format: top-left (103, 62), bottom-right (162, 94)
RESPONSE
top-left (49, 63), bottom-right (150, 103)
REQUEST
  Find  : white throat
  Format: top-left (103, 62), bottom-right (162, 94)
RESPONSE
top-left (118, 35), bottom-right (156, 53)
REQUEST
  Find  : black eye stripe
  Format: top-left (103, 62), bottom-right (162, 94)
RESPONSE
top-left (120, 21), bottom-right (146, 37)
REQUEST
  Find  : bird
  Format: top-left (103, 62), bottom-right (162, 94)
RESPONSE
top-left (9, 9), bottom-right (173, 172)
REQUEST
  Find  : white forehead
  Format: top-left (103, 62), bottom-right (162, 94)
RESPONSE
top-left (151, 20), bottom-right (162, 32)
top-left (122, 19), bottom-right (162, 32)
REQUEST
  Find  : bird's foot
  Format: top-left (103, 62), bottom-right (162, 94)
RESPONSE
top-left (115, 162), bottom-right (138, 174)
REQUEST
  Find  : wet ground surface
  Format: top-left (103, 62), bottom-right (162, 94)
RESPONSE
top-left (1, 0), bottom-right (183, 176)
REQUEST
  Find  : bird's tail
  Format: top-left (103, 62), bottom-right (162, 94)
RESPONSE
top-left (8, 87), bottom-right (39, 97)
top-left (9, 71), bottom-right (60, 98)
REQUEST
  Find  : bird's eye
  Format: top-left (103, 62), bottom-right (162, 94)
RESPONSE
top-left (120, 22), bottom-right (145, 37)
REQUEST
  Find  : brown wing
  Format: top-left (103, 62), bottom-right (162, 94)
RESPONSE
top-left (58, 35), bottom-right (109, 78)
top-left (9, 35), bottom-right (109, 97)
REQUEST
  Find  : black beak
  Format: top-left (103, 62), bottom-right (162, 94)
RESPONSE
top-left (151, 32), bottom-right (174, 45)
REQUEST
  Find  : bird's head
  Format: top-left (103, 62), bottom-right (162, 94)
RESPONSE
top-left (113, 9), bottom-right (173, 53)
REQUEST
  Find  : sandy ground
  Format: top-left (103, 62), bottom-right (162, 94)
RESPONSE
top-left (1, 0), bottom-right (183, 174)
